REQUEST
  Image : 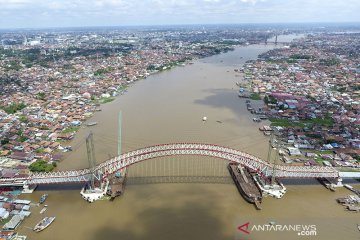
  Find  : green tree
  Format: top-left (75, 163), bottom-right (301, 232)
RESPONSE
top-left (1, 102), bottom-right (26, 114)
top-left (18, 135), bottom-right (27, 142)
top-left (1, 138), bottom-right (9, 145)
top-left (37, 92), bottom-right (46, 100)
top-left (19, 115), bottom-right (28, 123)
top-left (29, 160), bottom-right (55, 172)
top-left (264, 95), bottom-right (269, 104)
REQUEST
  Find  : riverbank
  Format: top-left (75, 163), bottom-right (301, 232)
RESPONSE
top-left (17, 41), bottom-right (360, 240)
top-left (238, 33), bottom-right (360, 171)
top-left (0, 38), bottom-right (237, 175)
top-left (57, 44), bottom-right (277, 171)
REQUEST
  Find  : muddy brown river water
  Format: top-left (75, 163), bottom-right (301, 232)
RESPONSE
top-left (18, 39), bottom-right (360, 240)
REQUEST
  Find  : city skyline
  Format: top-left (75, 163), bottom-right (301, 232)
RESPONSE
top-left (1, 0), bottom-right (360, 29)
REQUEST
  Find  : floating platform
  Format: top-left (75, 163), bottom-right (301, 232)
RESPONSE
top-left (253, 175), bottom-right (286, 199)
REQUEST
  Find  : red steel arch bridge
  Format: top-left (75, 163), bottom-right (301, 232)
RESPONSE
top-left (0, 143), bottom-right (343, 187)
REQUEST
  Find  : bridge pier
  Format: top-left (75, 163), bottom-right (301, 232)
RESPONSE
top-left (22, 184), bottom-right (37, 193)
top-left (317, 177), bottom-right (343, 191)
top-left (2, 143), bottom-right (341, 194)
top-left (332, 177), bottom-right (343, 188)
top-left (80, 179), bottom-right (109, 203)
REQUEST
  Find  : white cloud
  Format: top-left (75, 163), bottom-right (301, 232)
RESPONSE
top-left (240, 0), bottom-right (261, 3)
top-left (0, 0), bottom-right (30, 3)
top-left (0, 0), bottom-right (31, 9)
top-left (94, 0), bottom-right (127, 7)
top-left (0, 0), bottom-right (359, 28)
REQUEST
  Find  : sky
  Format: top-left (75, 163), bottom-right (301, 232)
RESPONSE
top-left (0, 0), bottom-right (360, 29)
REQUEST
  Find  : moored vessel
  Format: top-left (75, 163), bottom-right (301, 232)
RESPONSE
top-left (317, 178), bottom-right (336, 191)
top-left (39, 207), bottom-right (47, 214)
top-left (107, 171), bottom-right (127, 200)
top-left (39, 194), bottom-right (48, 204)
top-left (33, 217), bottom-right (56, 232)
top-left (228, 163), bottom-right (262, 209)
top-left (86, 122), bottom-right (98, 126)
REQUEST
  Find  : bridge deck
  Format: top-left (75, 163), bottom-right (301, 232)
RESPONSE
top-left (0, 143), bottom-right (343, 186)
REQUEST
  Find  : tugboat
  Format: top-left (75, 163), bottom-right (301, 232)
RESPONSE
top-left (228, 163), bottom-right (262, 209)
top-left (39, 194), bottom-right (48, 204)
top-left (33, 217), bottom-right (56, 232)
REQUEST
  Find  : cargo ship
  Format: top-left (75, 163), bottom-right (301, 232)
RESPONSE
top-left (33, 217), bottom-right (56, 232)
top-left (228, 163), bottom-right (262, 209)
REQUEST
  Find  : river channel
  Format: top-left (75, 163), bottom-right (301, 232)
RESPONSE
top-left (18, 36), bottom-right (359, 240)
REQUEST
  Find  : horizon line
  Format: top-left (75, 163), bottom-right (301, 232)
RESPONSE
top-left (1, 21), bottom-right (360, 31)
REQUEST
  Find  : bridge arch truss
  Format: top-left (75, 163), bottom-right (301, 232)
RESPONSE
top-left (0, 143), bottom-right (339, 186)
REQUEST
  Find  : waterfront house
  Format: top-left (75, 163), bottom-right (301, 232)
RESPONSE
top-left (0, 208), bottom-right (9, 219)
top-left (2, 215), bottom-right (24, 230)
top-left (8, 152), bottom-right (34, 162)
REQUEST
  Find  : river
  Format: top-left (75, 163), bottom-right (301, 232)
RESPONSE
top-left (18, 36), bottom-right (360, 240)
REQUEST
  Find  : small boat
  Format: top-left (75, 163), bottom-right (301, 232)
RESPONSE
top-left (40, 207), bottom-right (47, 214)
top-left (347, 205), bottom-right (360, 212)
top-left (202, 117), bottom-right (207, 121)
top-left (86, 122), bottom-right (98, 126)
top-left (39, 194), bottom-right (48, 204)
top-left (357, 224), bottom-right (360, 232)
top-left (33, 217), bottom-right (56, 232)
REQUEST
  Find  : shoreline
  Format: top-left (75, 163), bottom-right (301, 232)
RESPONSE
top-left (56, 35), bottom-right (303, 170)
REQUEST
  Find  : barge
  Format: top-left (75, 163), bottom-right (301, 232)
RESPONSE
top-left (228, 163), bottom-right (262, 209)
top-left (106, 171), bottom-right (127, 200)
top-left (316, 178), bottom-right (336, 191)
